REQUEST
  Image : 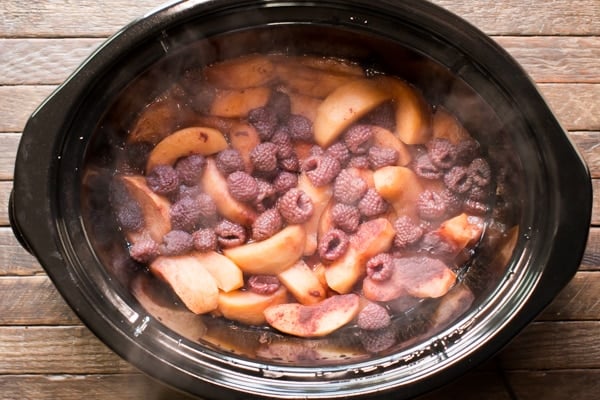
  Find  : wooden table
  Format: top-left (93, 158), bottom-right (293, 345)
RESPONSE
top-left (1, 1), bottom-right (598, 399)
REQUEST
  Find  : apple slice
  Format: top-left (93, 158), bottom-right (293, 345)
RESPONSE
top-left (274, 62), bottom-right (360, 98)
top-left (200, 158), bottom-right (257, 226)
top-left (431, 283), bottom-right (474, 330)
top-left (149, 254), bottom-right (219, 314)
top-left (217, 286), bottom-right (288, 326)
top-left (436, 213), bottom-right (485, 251)
top-left (146, 126), bottom-right (228, 172)
top-left (371, 126), bottom-right (412, 166)
top-left (297, 173), bottom-right (333, 255)
top-left (277, 260), bottom-right (327, 305)
top-left (271, 55), bottom-right (364, 77)
top-left (204, 54), bottom-right (276, 89)
top-left (313, 78), bottom-right (392, 147)
top-left (119, 175), bottom-right (171, 244)
top-left (128, 98), bottom-right (197, 145)
top-left (325, 218), bottom-right (395, 294)
top-left (210, 86), bottom-right (271, 118)
top-left (264, 294), bottom-right (360, 337)
top-left (228, 122), bottom-right (261, 173)
top-left (373, 166), bottom-right (423, 218)
top-left (432, 106), bottom-right (471, 144)
top-left (191, 251), bottom-right (244, 293)
top-left (222, 225), bottom-right (306, 275)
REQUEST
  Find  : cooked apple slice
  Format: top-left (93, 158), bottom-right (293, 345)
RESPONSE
top-left (264, 294), bottom-right (360, 337)
top-left (313, 78), bottom-right (392, 147)
top-left (436, 213), bottom-right (485, 251)
top-left (374, 76), bottom-right (432, 145)
top-left (146, 126), bottom-right (228, 172)
top-left (217, 286), bottom-right (288, 326)
top-left (149, 254), bottom-right (219, 314)
top-left (432, 106), bottom-right (471, 144)
top-left (275, 62), bottom-right (360, 98)
top-left (431, 283), bottom-right (474, 330)
top-left (288, 92), bottom-right (322, 122)
top-left (270, 55), bottom-right (364, 77)
top-left (317, 199), bottom-right (335, 241)
top-left (371, 126), bottom-right (412, 166)
top-left (228, 122), bottom-right (261, 173)
top-left (325, 218), bottom-right (395, 294)
top-left (119, 175), bottom-right (171, 244)
top-left (204, 54), bottom-right (276, 89)
top-left (200, 158), bottom-right (257, 226)
top-left (223, 225), bottom-right (306, 275)
top-left (277, 260), bottom-right (327, 305)
top-left (210, 86), bottom-right (271, 118)
top-left (128, 98), bottom-right (197, 145)
top-left (297, 174), bottom-right (333, 255)
top-left (191, 251), bottom-right (244, 293)
top-left (373, 166), bottom-right (423, 218)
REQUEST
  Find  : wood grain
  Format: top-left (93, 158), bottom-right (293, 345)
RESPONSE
top-left (539, 271), bottom-right (600, 320)
top-left (506, 370), bottom-right (600, 400)
top-left (0, 227), bottom-right (42, 276)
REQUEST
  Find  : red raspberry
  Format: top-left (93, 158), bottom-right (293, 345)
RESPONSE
top-left (277, 188), bottom-right (314, 224)
top-left (368, 146), bottom-right (399, 169)
top-left (116, 202), bottom-right (144, 232)
top-left (393, 216), bottom-right (424, 248)
top-left (175, 154), bottom-right (206, 186)
top-left (270, 126), bottom-right (294, 159)
top-left (192, 228), bottom-right (217, 252)
top-left (287, 114), bottom-right (313, 142)
top-left (343, 124), bottom-right (373, 154)
top-left (468, 157), bottom-right (492, 187)
top-left (159, 230), bottom-right (194, 256)
top-left (146, 164), bottom-right (179, 195)
top-left (170, 196), bottom-right (205, 232)
top-left (357, 302), bottom-right (391, 330)
top-left (427, 138), bottom-right (457, 170)
top-left (196, 193), bottom-right (218, 225)
top-left (250, 142), bottom-right (278, 172)
top-left (254, 179), bottom-right (277, 212)
top-left (414, 154), bottom-right (443, 180)
top-left (273, 171), bottom-right (298, 195)
top-left (417, 190), bottom-right (448, 221)
top-left (363, 101), bottom-right (396, 131)
top-left (359, 326), bottom-right (396, 353)
top-left (278, 153), bottom-right (300, 172)
top-left (348, 155), bottom-right (370, 169)
top-left (331, 203), bottom-right (361, 233)
top-left (444, 165), bottom-right (473, 194)
top-left (302, 155), bottom-right (341, 187)
top-left (247, 275), bottom-right (281, 295)
top-left (214, 220), bottom-right (247, 249)
top-left (215, 148), bottom-right (245, 176)
top-left (318, 229), bottom-right (349, 262)
top-left (455, 138), bottom-right (481, 165)
top-left (333, 169), bottom-right (368, 205)
top-left (252, 208), bottom-right (283, 241)
top-left (248, 106), bottom-right (278, 140)
top-left (129, 236), bottom-right (159, 263)
top-left (325, 141), bottom-right (351, 167)
top-left (358, 188), bottom-right (388, 218)
top-left (365, 253), bottom-right (394, 282)
top-left (227, 171), bottom-right (259, 202)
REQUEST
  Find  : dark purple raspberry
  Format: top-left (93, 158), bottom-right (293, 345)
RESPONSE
top-left (420, 231), bottom-right (457, 256)
top-left (331, 203), bottom-right (361, 233)
top-left (252, 209), bottom-right (283, 241)
top-left (116, 202), bottom-right (144, 232)
top-left (129, 236), bottom-right (159, 263)
top-left (287, 114), bottom-right (313, 142)
top-left (254, 179), bottom-right (277, 212)
top-left (192, 228), bottom-right (217, 252)
top-left (427, 138), bottom-right (457, 170)
top-left (170, 196), bottom-right (205, 232)
top-left (250, 142), bottom-right (279, 172)
top-left (270, 126), bottom-right (294, 159)
top-left (366, 253), bottom-right (394, 282)
top-left (146, 164), bottom-right (179, 195)
top-left (278, 153), bottom-right (301, 172)
top-left (194, 193), bottom-right (218, 225)
top-left (358, 189), bottom-right (388, 218)
top-left (463, 199), bottom-right (489, 216)
top-left (227, 171), bottom-right (259, 203)
top-left (302, 155), bottom-right (341, 187)
top-left (247, 275), bottom-right (281, 295)
top-left (318, 229), bottom-right (349, 262)
top-left (444, 165), bottom-right (473, 194)
top-left (159, 230), bottom-right (194, 256)
top-left (455, 138), bottom-right (481, 165)
top-left (441, 188), bottom-right (463, 216)
top-left (309, 145), bottom-right (325, 157)
top-left (363, 101), bottom-right (396, 131)
top-left (467, 184), bottom-right (490, 203)
top-left (344, 124), bottom-right (373, 154)
top-left (393, 216), bottom-right (424, 249)
top-left (174, 154), bottom-right (206, 186)
top-left (267, 90), bottom-right (292, 121)
top-left (358, 326), bottom-right (396, 353)
top-left (357, 302), bottom-right (392, 330)
top-left (124, 141), bottom-right (153, 173)
top-left (248, 106), bottom-right (278, 140)
top-left (468, 157), bottom-right (492, 187)
top-left (173, 184), bottom-right (203, 202)
top-left (417, 190), bottom-right (448, 221)
top-left (214, 220), bottom-right (247, 249)
top-left (348, 155), bottom-right (370, 169)
top-left (273, 171), bottom-right (298, 195)
top-left (325, 142), bottom-right (351, 167)
top-left (215, 148), bottom-right (245, 176)
top-left (368, 146), bottom-right (399, 170)
top-left (333, 169), bottom-right (368, 204)
top-left (277, 188), bottom-right (314, 224)
top-left (414, 154), bottom-right (443, 180)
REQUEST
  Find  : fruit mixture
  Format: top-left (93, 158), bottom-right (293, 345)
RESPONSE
top-left (110, 54), bottom-right (492, 339)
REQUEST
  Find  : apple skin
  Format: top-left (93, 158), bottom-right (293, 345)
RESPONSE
top-left (210, 86), bottom-right (271, 118)
top-left (204, 54), bottom-right (276, 89)
top-left (217, 286), bottom-right (289, 326)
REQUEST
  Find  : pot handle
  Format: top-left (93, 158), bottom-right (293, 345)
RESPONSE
top-left (8, 189), bottom-right (33, 254)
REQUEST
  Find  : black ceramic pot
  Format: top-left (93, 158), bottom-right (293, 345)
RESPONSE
top-left (9, 1), bottom-right (592, 399)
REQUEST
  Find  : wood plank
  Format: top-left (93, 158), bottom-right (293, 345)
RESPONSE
top-left (506, 370), bottom-right (600, 400)
top-left (581, 228), bottom-right (600, 271)
top-left (0, 133), bottom-right (19, 180)
top-left (569, 131), bottom-right (600, 179)
top-left (0, 85), bottom-right (55, 132)
top-left (593, 180), bottom-right (600, 225)
top-left (0, 181), bottom-right (11, 225)
top-left (0, 227), bottom-right (43, 276)
top-left (417, 370), bottom-right (511, 400)
top-left (538, 271), bottom-right (600, 321)
top-left (499, 321), bottom-right (600, 370)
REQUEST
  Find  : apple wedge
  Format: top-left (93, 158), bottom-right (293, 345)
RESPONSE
top-left (119, 175), bottom-right (171, 244)
top-left (297, 173), bottom-right (333, 255)
top-left (432, 106), bottom-right (471, 144)
top-left (210, 86), bottom-right (271, 118)
top-left (146, 126), bottom-right (228, 172)
top-left (191, 251), bottom-right (244, 293)
top-left (277, 260), bottom-right (327, 305)
top-left (149, 254), bottom-right (219, 315)
top-left (128, 98), bottom-right (197, 145)
top-left (204, 54), bottom-right (276, 89)
top-left (217, 286), bottom-right (288, 326)
top-left (228, 122), bottom-right (261, 173)
top-left (436, 213), bottom-right (485, 252)
top-left (274, 62), bottom-right (361, 98)
top-left (371, 126), bottom-right (412, 166)
top-left (373, 166), bottom-right (423, 218)
top-left (313, 78), bottom-right (392, 147)
top-left (200, 158), bottom-right (257, 226)
top-left (264, 294), bottom-right (360, 338)
top-left (270, 55), bottom-right (364, 77)
top-left (222, 225), bottom-right (306, 275)
top-left (431, 283), bottom-right (475, 330)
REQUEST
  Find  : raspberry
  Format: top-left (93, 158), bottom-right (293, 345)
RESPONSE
top-left (254, 179), bottom-right (277, 212)
top-left (333, 169), bottom-right (368, 205)
top-left (250, 142), bottom-right (278, 172)
top-left (116, 202), bottom-right (144, 232)
top-left (302, 155), bottom-right (341, 187)
top-left (427, 138), bottom-right (457, 170)
top-left (248, 106), bottom-right (278, 141)
top-left (273, 171), bottom-right (298, 195)
top-left (358, 188), bottom-right (388, 218)
top-left (467, 184), bottom-right (490, 202)
top-left (309, 145), bottom-right (325, 157)
top-left (170, 196), bottom-right (205, 232)
top-left (124, 141), bottom-right (153, 173)
top-left (420, 231), bottom-right (457, 256)
top-left (363, 101), bottom-right (396, 131)
top-left (464, 199), bottom-right (489, 216)
top-left (175, 154), bottom-right (206, 186)
top-left (278, 153), bottom-right (300, 172)
top-left (441, 188), bottom-right (463, 216)
top-left (343, 124), bottom-right (373, 154)
top-left (214, 219), bottom-right (247, 248)
top-left (318, 229), bottom-right (349, 262)
top-left (192, 228), bottom-right (217, 252)
top-left (227, 171), bottom-right (259, 202)
top-left (455, 138), bottom-right (481, 165)
top-left (468, 157), bottom-right (492, 187)
top-left (348, 155), bottom-right (370, 169)
top-left (252, 208), bottom-right (283, 241)
top-left (368, 146), bottom-right (399, 169)
top-left (146, 164), bottom-right (179, 195)
top-left (173, 184), bottom-right (203, 202)
top-left (359, 326), bottom-right (396, 353)
top-left (393, 216), bottom-right (424, 248)
top-left (417, 190), bottom-right (448, 221)
top-left (196, 193), bottom-right (218, 224)
top-left (287, 114), bottom-right (313, 142)
top-left (325, 142), bottom-right (351, 167)
top-left (357, 302), bottom-right (391, 330)
top-left (365, 253), bottom-right (394, 282)
top-left (215, 148), bottom-right (245, 176)
top-left (331, 203), bottom-right (361, 233)
top-left (247, 275), bottom-right (281, 295)
top-left (277, 188), bottom-right (314, 224)
top-left (414, 154), bottom-right (443, 180)
top-left (159, 230), bottom-right (194, 256)
top-left (270, 126), bottom-right (294, 159)
top-left (129, 236), bottom-right (159, 263)
top-left (444, 165), bottom-right (473, 194)
top-left (267, 90), bottom-right (291, 121)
